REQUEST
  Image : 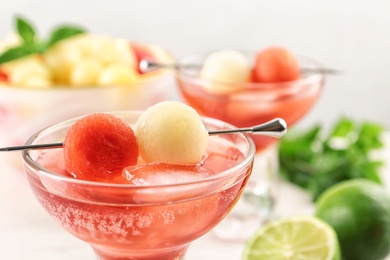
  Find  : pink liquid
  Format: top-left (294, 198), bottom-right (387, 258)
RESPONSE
top-left (26, 136), bottom-right (252, 259)
top-left (177, 77), bottom-right (323, 152)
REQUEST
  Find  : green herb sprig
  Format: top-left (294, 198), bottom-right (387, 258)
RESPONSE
top-left (0, 15), bottom-right (86, 64)
top-left (279, 117), bottom-right (385, 201)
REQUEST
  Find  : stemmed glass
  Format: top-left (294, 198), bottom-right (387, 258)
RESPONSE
top-left (175, 49), bottom-right (325, 241)
top-left (21, 111), bottom-right (255, 260)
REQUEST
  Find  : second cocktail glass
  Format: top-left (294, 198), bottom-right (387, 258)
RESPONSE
top-left (176, 50), bottom-right (325, 241)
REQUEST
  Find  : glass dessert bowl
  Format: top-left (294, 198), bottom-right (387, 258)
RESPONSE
top-left (175, 48), bottom-right (325, 240)
top-left (21, 110), bottom-right (255, 260)
top-left (0, 36), bottom-right (174, 147)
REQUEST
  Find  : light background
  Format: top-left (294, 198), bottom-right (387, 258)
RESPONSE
top-left (1, 0), bottom-right (389, 130)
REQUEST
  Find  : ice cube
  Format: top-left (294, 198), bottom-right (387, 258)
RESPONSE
top-left (121, 162), bottom-right (214, 186)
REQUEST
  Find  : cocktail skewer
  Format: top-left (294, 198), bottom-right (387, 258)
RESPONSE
top-left (208, 118), bottom-right (286, 138)
top-left (0, 118), bottom-right (287, 152)
top-left (139, 59), bottom-right (341, 75)
top-left (0, 143), bottom-right (63, 152)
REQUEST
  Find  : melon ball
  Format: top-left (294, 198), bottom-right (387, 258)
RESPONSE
top-left (253, 46), bottom-right (300, 83)
top-left (63, 113), bottom-right (139, 182)
top-left (70, 58), bottom-right (103, 86)
top-left (199, 49), bottom-right (251, 93)
top-left (3, 55), bottom-right (52, 87)
top-left (98, 64), bottom-right (138, 85)
top-left (136, 101), bottom-right (208, 165)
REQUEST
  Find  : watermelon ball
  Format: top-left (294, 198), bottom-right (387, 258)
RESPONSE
top-left (63, 113), bottom-right (139, 182)
top-left (0, 68), bottom-right (8, 82)
top-left (253, 46), bottom-right (300, 83)
top-left (135, 101), bottom-right (208, 165)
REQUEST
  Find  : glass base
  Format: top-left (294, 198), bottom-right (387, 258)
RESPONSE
top-left (211, 144), bottom-right (279, 242)
top-left (92, 244), bottom-right (189, 260)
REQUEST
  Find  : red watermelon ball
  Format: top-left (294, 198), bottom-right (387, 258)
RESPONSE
top-left (253, 46), bottom-right (300, 83)
top-left (63, 113), bottom-right (139, 182)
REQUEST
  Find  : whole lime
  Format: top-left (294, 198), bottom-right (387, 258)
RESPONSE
top-left (315, 179), bottom-right (390, 260)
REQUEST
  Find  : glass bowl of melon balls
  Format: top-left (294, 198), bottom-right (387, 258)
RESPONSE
top-left (0, 16), bottom-right (174, 150)
top-left (175, 47), bottom-right (325, 241)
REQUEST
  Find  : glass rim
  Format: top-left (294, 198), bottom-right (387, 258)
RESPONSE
top-left (176, 49), bottom-right (325, 89)
top-left (22, 111), bottom-right (256, 190)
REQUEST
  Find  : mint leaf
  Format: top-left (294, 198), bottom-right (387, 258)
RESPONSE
top-left (0, 16), bottom-right (87, 64)
top-left (0, 44), bottom-right (40, 64)
top-left (357, 121), bottom-right (385, 151)
top-left (16, 16), bottom-right (36, 44)
top-left (46, 26), bottom-right (85, 48)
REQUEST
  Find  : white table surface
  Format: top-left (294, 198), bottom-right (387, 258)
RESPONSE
top-left (1, 134), bottom-right (389, 260)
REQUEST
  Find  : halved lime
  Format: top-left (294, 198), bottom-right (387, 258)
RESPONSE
top-left (242, 215), bottom-right (340, 260)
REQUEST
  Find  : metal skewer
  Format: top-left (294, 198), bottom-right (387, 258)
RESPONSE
top-left (0, 143), bottom-right (63, 152)
top-left (139, 59), bottom-right (341, 75)
top-left (0, 118), bottom-right (287, 152)
top-left (139, 59), bottom-right (201, 73)
top-left (208, 118), bottom-right (286, 138)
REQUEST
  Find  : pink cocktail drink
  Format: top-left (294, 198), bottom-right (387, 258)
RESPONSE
top-left (175, 50), bottom-right (324, 241)
top-left (176, 52), bottom-right (324, 152)
top-left (22, 112), bottom-right (255, 259)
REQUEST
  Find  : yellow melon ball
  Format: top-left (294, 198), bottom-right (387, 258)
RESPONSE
top-left (135, 101), bottom-right (209, 165)
top-left (70, 59), bottom-right (103, 86)
top-left (44, 42), bottom-right (84, 85)
top-left (98, 64), bottom-right (138, 86)
top-left (103, 39), bottom-right (137, 67)
top-left (0, 33), bottom-right (21, 53)
top-left (4, 55), bottom-right (52, 85)
top-left (21, 75), bottom-right (52, 88)
top-left (200, 49), bottom-right (251, 93)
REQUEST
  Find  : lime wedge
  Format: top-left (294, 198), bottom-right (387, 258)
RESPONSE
top-left (242, 215), bottom-right (340, 260)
